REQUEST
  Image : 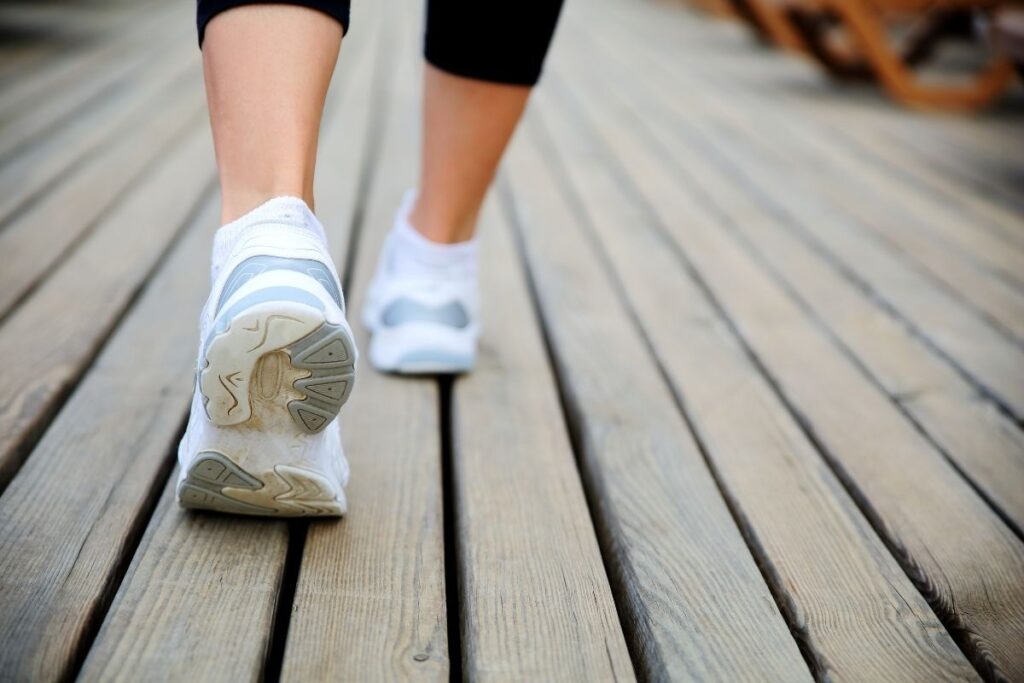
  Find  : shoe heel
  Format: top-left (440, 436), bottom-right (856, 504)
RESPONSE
top-left (200, 300), bottom-right (356, 433)
top-left (178, 449), bottom-right (347, 517)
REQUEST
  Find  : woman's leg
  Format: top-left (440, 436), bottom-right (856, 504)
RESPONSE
top-left (408, 1), bottom-right (565, 243)
top-left (201, 4), bottom-right (345, 223)
top-left (408, 67), bottom-right (531, 243)
top-left (178, 2), bottom-right (357, 518)
top-left (362, 2), bottom-right (564, 374)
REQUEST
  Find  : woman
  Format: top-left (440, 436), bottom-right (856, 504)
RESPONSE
top-left (176, 1), bottom-right (563, 516)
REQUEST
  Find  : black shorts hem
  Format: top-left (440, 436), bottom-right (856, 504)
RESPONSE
top-left (197, 0), bottom-right (350, 46)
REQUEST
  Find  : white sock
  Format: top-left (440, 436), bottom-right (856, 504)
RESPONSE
top-left (210, 196), bottom-right (328, 282)
top-left (387, 191), bottom-right (478, 280)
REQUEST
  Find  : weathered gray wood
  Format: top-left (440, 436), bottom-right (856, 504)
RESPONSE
top-left (0, 25), bottom-right (191, 168)
top-left (0, 84), bottom-right (207, 319)
top-left (451, 198), bottom-right (634, 681)
top-left (0, 199), bottom-right (215, 681)
top-left (281, 5), bottom-right (448, 681)
top-left (849, 127), bottom-right (1024, 235)
top-left (0, 1), bottom-right (183, 130)
top-left (592, 1), bottom-right (1024, 304)
top-left (528, 82), bottom-right (978, 681)
top-left (0, 39), bottom-right (199, 226)
top-left (719, 125), bottom-right (1024, 340)
top-left (1, 0), bottom-right (1020, 680)
top-left (78, 479), bottom-right (289, 683)
top-left (659, 70), bottom-right (1024, 343)
top-left (0, 122), bottom-right (214, 490)
top-left (652, 117), bottom-right (1024, 538)
top-left (592, 0), bottom-right (1024, 265)
top-left (592, 0), bottom-right (1024, 252)
top-left (563, 10), bottom-right (1024, 537)
top-left (502, 119), bottom-right (810, 681)
top-left (551, 25), bottom-right (1024, 677)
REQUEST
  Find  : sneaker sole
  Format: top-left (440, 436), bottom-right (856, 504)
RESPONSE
top-left (200, 300), bottom-right (356, 434)
top-left (177, 450), bottom-right (347, 517)
top-left (365, 319), bottom-right (476, 375)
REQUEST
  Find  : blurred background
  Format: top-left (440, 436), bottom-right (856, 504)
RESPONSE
top-left (1, 0), bottom-right (1024, 680)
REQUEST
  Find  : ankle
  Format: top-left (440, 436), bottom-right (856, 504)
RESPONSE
top-left (220, 185), bottom-right (315, 225)
top-left (407, 197), bottom-right (477, 245)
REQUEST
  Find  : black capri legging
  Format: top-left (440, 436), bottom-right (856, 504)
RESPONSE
top-left (197, 1), bottom-right (565, 86)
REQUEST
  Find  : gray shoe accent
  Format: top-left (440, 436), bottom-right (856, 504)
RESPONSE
top-left (295, 371), bottom-right (350, 403)
top-left (380, 298), bottom-right (469, 329)
top-left (287, 401), bottom-right (335, 433)
top-left (204, 285), bottom-right (326, 354)
top-left (178, 451), bottom-right (276, 515)
top-left (217, 255), bottom-right (343, 313)
top-left (178, 451), bottom-right (346, 517)
top-left (394, 348), bottom-right (474, 374)
top-left (285, 322), bottom-right (356, 433)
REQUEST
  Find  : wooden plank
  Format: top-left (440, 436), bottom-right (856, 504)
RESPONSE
top-left (451, 199), bottom-right (634, 680)
top-left (0, 199), bottom-right (216, 682)
top-left (593, 0), bottom-right (1024, 253)
top-left (774, 132), bottom-right (1024, 294)
top-left (527, 84), bottom-right (978, 681)
top-left (0, 80), bottom-right (206, 319)
top-left (851, 126), bottom-right (1024, 227)
top-left (710, 120), bottom-right (1024, 340)
top-left (501, 110), bottom-right (810, 681)
top-left (694, 96), bottom-right (1024, 332)
top-left (569, 29), bottom-right (1024, 538)
top-left (0, 39), bottom-right (199, 226)
top-left (78, 14), bottom-right (381, 681)
top-left (0, 21), bottom-right (190, 165)
top-left (647, 119), bottom-right (1024, 538)
top-left (281, 6), bottom-right (449, 680)
top-left (551, 28), bottom-right (1024, 678)
top-left (0, 121), bottom-right (214, 491)
top-left (586, 2), bottom-right (1024, 335)
top-left (79, 481), bottom-right (288, 683)
top-left (762, 97), bottom-right (1024, 252)
top-left (0, 1), bottom-right (182, 129)
top-left (580, 14), bottom-right (1024, 425)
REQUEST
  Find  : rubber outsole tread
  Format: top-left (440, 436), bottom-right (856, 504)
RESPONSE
top-left (178, 451), bottom-right (345, 517)
top-left (201, 311), bottom-right (356, 434)
top-left (285, 323), bottom-right (355, 433)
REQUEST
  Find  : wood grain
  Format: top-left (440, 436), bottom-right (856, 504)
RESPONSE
top-left (551, 26), bottom-right (1024, 677)
top-left (594, 0), bottom-right (1024, 250)
top-left (0, 199), bottom-right (215, 681)
top-left (79, 479), bottom-right (289, 683)
top-left (0, 0), bottom-right (1020, 679)
top-left (568, 6), bottom-right (1024, 540)
top-left (528, 83), bottom-right (977, 681)
top-left (281, 5), bottom-right (449, 680)
top-left (0, 0), bottom-right (184, 136)
top-left (0, 122), bottom-right (214, 490)
top-left (0, 76), bottom-right (206, 319)
top-left (0, 38), bottom-right (199, 227)
top-left (502, 120), bottom-right (810, 681)
top-left (451, 198), bottom-right (634, 681)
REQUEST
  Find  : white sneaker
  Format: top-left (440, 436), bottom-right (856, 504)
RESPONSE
top-left (362, 192), bottom-right (479, 374)
top-left (176, 197), bottom-right (357, 517)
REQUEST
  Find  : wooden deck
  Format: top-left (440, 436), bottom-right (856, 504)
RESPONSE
top-left (1, 0), bottom-right (1023, 680)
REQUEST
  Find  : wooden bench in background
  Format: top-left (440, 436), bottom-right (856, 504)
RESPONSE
top-left (695, 0), bottom-right (1021, 108)
top-left (784, 0), bottom-right (1017, 108)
